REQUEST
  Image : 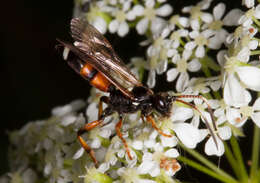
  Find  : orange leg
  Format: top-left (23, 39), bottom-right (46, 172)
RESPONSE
top-left (98, 96), bottom-right (109, 119)
top-left (145, 115), bottom-right (172, 138)
top-left (116, 118), bottom-right (133, 160)
top-left (77, 96), bottom-right (110, 167)
top-left (77, 120), bottom-right (103, 167)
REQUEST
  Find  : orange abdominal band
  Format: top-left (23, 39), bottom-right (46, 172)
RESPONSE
top-left (80, 63), bottom-right (111, 92)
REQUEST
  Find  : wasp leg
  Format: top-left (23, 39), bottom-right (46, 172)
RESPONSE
top-left (98, 96), bottom-right (109, 119)
top-left (145, 115), bottom-right (172, 138)
top-left (116, 117), bottom-right (133, 160)
top-left (77, 120), bottom-right (103, 167)
top-left (77, 107), bottom-right (113, 168)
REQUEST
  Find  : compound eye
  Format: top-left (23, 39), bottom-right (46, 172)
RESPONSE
top-left (158, 100), bottom-right (165, 108)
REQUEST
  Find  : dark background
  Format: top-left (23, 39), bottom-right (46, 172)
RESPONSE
top-left (1, 0), bottom-right (253, 182)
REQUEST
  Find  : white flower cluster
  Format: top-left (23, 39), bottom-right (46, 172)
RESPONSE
top-left (2, 0), bottom-right (260, 182)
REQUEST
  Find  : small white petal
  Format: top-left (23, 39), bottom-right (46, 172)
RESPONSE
top-left (143, 152), bottom-right (153, 161)
top-left (248, 40), bottom-right (258, 50)
top-left (176, 72), bottom-right (189, 92)
top-left (167, 49), bottom-right (177, 57)
top-left (198, 0), bottom-right (213, 10)
top-left (161, 135), bottom-right (178, 147)
top-left (172, 54), bottom-right (180, 64)
top-left (149, 130), bottom-right (158, 139)
top-left (188, 58), bottom-right (201, 72)
top-left (165, 148), bottom-right (179, 158)
top-left (252, 112), bottom-right (260, 127)
top-left (156, 4), bottom-right (173, 16)
top-left (147, 69), bottom-right (156, 88)
top-left (172, 123), bottom-right (200, 149)
top-left (236, 66), bottom-right (260, 91)
top-left (145, 0), bottom-right (155, 8)
top-left (201, 13), bottom-right (213, 23)
top-left (243, 0), bottom-right (255, 8)
top-left (133, 5), bottom-right (144, 16)
top-left (217, 50), bottom-right (227, 66)
top-left (138, 161), bottom-right (154, 174)
top-left (93, 17), bottom-right (107, 34)
top-left (189, 30), bottom-right (199, 39)
top-left (190, 19), bottom-right (200, 30)
top-left (185, 41), bottom-right (196, 50)
top-left (144, 139), bottom-right (156, 148)
top-left (191, 115), bottom-right (200, 128)
top-left (151, 17), bottom-right (166, 35)
top-left (109, 20), bottom-right (119, 33)
top-left (254, 4), bottom-right (260, 18)
top-left (226, 108), bottom-right (247, 127)
top-left (218, 126), bottom-right (232, 140)
top-left (132, 140), bottom-right (143, 150)
top-left (213, 3), bottom-right (226, 20)
top-left (210, 80), bottom-right (221, 91)
top-left (195, 45), bottom-right (205, 58)
top-left (182, 6), bottom-right (192, 13)
top-left (126, 10), bottom-right (136, 21)
top-left (52, 105), bottom-right (72, 116)
top-left (201, 29), bottom-right (215, 38)
top-left (61, 115), bottom-right (76, 126)
top-left (179, 17), bottom-right (189, 27)
top-left (198, 129), bottom-right (209, 142)
top-left (86, 103), bottom-right (98, 122)
top-left (156, 60), bottom-right (168, 74)
top-left (44, 163), bottom-right (52, 176)
top-left (136, 18), bottom-right (149, 35)
top-left (237, 47), bottom-right (250, 62)
top-left (224, 74), bottom-right (247, 107)
top-left (171, 107), bottom-right (193, 121)
top-left (161, 27), bottom-right (171, 38)
top-left (167, 68), bottom-right (179, 82)
top-left (242, 18), bottom-right (253, 27)
top-left (205, 136), bottom-right (224, 156)
top-left (118, 22), bottom-right (129, 37)
top-left (98, 163), bottom-right (110, 173)
top-left (178, 29), bottom-right (189, 37)
top-left (99, 129), bottom-right (111, 138)
top-left (149, 165), bottom-right (160, 177)
top-left (182, 49), bottom-right (192, 60)
top-left (208, 33), bottom-right (225, 49)
top-left (91, 138), bottom-right (101, 148)
top-left (253, 98), bottom-right (260, 110)
top-left (73, 147), bottom-right (84, 159)
top-left (223, 9), bottom-right (243, 26)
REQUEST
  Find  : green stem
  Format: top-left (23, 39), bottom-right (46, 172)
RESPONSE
top-left (230, 135), bottom-right (249, 182)
top-left (178, 156), bottom-right (239, 183)
top-left (250, 50), bottom-right (260, 56)
top-left (179, 144), bottom-right (238, 182)
top-left (223, 141), bottom-right (241, 179)
top-left (253, 17), bottom-right (260, 28)
top-left (258, 168), bottom-right (260, 181)
top-left (250, 125), bottom-right (260, 183)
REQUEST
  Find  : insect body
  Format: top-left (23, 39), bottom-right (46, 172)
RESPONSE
top-left (58, 18), bottom-right (218, 167)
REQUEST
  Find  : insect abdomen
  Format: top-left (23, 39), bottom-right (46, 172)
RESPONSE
top-left (80, 63), bottom-right (111, 92)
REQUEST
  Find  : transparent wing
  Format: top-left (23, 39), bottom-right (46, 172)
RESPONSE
top-left (70, 18), bottom-right (143, 97)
